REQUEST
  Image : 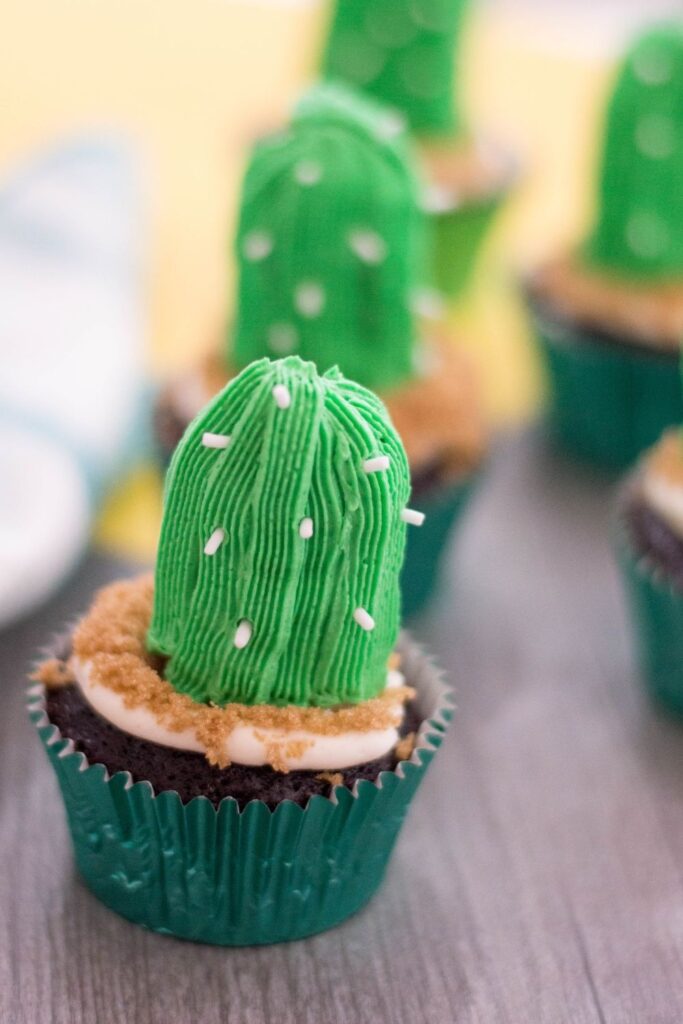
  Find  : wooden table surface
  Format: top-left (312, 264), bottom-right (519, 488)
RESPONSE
top-left (3, 431), bottom-right (683, 1024)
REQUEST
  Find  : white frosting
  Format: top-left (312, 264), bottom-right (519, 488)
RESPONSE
top-left (72, 658), bottom-right (406, 771)
top-left (643, 468), bottom-right (683, 538)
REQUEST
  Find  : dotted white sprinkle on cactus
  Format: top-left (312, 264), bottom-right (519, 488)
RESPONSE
top-left (294, 160), bottom-right (323, 186)
top-left (625, 211), bottom-right (669, 259)
top-left (204, 528), bottom-right (225, 555)
top-left (633, 49), bottom-right (673, 87)
top-left (243, 230), bottom-right (273, 261)
top-left (363, 455), bottom-right (390, 474)
top-left (268, 323), bottom-right (298, 355)
top-left (295, 282), bottom-right (325, 318)
top-left (234, 620), bottom-right (253, 649)
top-left (299, 517), bottom-right (314, 539)
top-left (376, 110), bottom-right (406, 140)
top-left (353, 608), bottom-right (376, 631)
top-left (202, 432), bottom-right (231, 449)
top-left (635, 114), bottom-right (676, 159)
top-left (348, 228), bottom-right (387, 264)
top-left (272, 384), bottom-right (291, 409)
top-left (401, 508), bottom-right (425, 526)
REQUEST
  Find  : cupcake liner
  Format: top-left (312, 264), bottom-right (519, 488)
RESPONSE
top-left (615, 491), bottom-right (683, 716)
top-left (530, 295), bottom-right (682, 472)
top-left (401, 472), bottom-right (479, 618)
top-left (29, 637), bottom-right (452, 946)
top-left (428, 188), bottom-right (506, 300)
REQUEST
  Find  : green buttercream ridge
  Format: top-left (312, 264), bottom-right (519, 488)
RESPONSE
top-left (148, 356), bottom-right (411, 707)
top-left (321, 0), bottom-right (471, 137)
top-left (584, 21), bottom-right (683, 280)
top-left (231, 83), bottom-right (424, 392)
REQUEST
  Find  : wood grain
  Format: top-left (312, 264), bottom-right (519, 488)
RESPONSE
top-left (3, 433), bottom-right (683, 1023)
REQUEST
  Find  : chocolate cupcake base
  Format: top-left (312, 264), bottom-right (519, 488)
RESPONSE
top-left (30, 636), bottom-right (451, 945)
top-left (528, 287), bottom-right (683, 472)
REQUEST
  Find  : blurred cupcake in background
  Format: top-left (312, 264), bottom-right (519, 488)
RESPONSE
top-left (320, 0), bottom-right (514, 300)
top-left (617, 425), bottom-right (683, 717)
top-left (156, 84), bottom-right (488, 616)
top-left (31, 356), bottom-right (452, 945)
top-left (527, 22), bottom-right (683, 472)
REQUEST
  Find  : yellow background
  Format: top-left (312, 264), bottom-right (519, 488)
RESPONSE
top-left (0, 0), bottom-right (616, 559)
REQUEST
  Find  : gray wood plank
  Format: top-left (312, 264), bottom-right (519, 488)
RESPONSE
top-left (3, 433), bottom-right (683, 1023)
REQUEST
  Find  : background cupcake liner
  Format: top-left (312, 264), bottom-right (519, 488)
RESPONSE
top-left (401, 472), bottom-right (479, 618)
top-left (29, 637), bottom-right (452, 946)
top-left (428, 190), bottom-right (506, 300)
top-left (615, 498), bottom-right (683, 717)
top-left (530, 297), bottom-right (682, 472)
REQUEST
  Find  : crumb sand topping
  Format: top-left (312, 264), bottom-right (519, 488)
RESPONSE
top-left (533, 256), bottom-right (683, 349)
top-left (47, 576), bottom-right (413, 770)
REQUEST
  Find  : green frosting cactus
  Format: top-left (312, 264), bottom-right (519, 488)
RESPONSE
top-left (231, 84), bottom-right (423, 393)
top-left (148, 356), bottom-right (412, 707)
top-left (584, 22), bottom-right (683, 280)
top-left (321, 0), bottom-right (471, 138)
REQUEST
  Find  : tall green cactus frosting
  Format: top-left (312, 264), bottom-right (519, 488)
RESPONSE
top-left (321, 0), bottom-right (471, 138)
top-left (584, 22), bottom-right (683, 280)
top-left (231, 84), bottom-right (423, 393)
top-left (148, 356), bottom-right (411, 708)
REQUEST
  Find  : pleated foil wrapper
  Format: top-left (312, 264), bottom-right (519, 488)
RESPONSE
top-left (615, 483), bottom-right (683, 717)
top-left (29, 635), bottom-right (452, 946)
top-left (529, 293), bottom-right (682, 472)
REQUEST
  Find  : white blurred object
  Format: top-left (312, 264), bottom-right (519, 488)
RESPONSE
top-left (0, 137), bottom-right (146, 628)
top-left (0, 427), bottom-right (90, 627)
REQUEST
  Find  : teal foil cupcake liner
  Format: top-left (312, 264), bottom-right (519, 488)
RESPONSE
top-left (615, 493), bottom-right (683, 716)
top-left (427, 186), bottom-right (508, 301)
top-left (29, 637), bottom-right (452, 946)
top-left (530, 295), bottom-right (682, 472)
top-left (401, 472), bottom-right (479, 618)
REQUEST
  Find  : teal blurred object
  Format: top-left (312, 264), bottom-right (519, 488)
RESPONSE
top-left (427, 188), bottom-right (507, 299)
top-left (402, 473), bottom-right (479, 618)
top-left (528, 293), bottom-right (682, 472)
top-left (0, 137), bottom-right (147, 627)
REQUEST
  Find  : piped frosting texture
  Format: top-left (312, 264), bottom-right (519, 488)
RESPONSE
top-left (584, 22), bottom-right (683, 280)
top-left (148, 356), bottom-right (411, 708)
top-left (232, 83), bottom-right (423, 393)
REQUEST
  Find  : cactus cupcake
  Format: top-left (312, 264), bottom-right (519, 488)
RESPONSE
top-left (156, 83), bottom-right (487, 616)
top-left (319, 0), bottom-right (513, 298)
top-left (527, 22), bottom-right (683, 471)
top-left (30, 357), bottom-right (452, 945)
top-left (616, 423), bottom-right (683, 716)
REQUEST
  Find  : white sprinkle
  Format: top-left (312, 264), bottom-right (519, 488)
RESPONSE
top-left (202, 432), bottom-right (231, 449)
top-left (348, 228), bottom-right (387, 265)
top-left (353, 607), bottom-right (376, 632)
top-left (376, 111), bottom-right (406, 140)
top-left (633, 50), bottom-right (672, 87)
top-left (299, 517), bottom-right (314, 539)
top-left (294, 160), bottom-right (322, 186)
top-left (295, 281), bottom-right (325, 318)
top-left (204, 528), bottom-right (225, 556)
top-left (243, 229), bottom-right (273, 261)
top-left (411, 287), bottom-right (446, 320)
top-left (234, 620), bottom-right (253, 649)
top-left (272, 384), bottom-right (291, 409)
top-left (635, 115), bottom-right (676, 160)
top-left (363, 455), bottom-right (390, 474)
top-left (401, 508), bottom-right (425, 527)
top-left (268, 323), bottom-right (298, 354)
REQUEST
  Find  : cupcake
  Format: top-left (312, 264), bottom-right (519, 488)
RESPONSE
top-left (31, 357), bottom-right (452, 945)
top-left (156, 84), bottom-right (487, 616)
top-left (617, 428), bottom-right (683, 716)
top-left (527, 22), bottom-right (683, 472)
top-left (320, 0), bottom-right (513, 299)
